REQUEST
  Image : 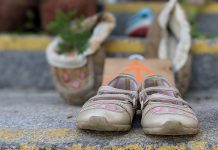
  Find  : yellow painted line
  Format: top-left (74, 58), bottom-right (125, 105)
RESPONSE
top-left (105, 2), bottom-right (164, 14)
top-left (105, 2), bottom-right (218, 14)
top-left (105, 38), bottom-right (146, 53)
top-left (192, 39), bottom-right (218, 54)
top-left (106, 38), bottom-right (218, 55)
top-left (109, 144), bottom-right (144, 150)
top-left (0, 129), bottom-right (24, 141)
top-left (0, 35), bottom-right (51, 51)
top-left (156, 145), bottom-right (185, 150)
top-left (213, 145), bottom-right (218, 150)
top-left (0, 128), bottom-right (79, 143)
top-left (0, 35), bottom-right (218, 54)
top-left (2, 142), bottom-right (218, 150)
top-left (0, 129), bottom-right (217, 150)
top-left (199, 2), bottom-right (218, 14)
top-left (188, 141), bottom-right (208, 150)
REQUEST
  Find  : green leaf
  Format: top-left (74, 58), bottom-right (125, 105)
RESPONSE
top-left (48, 10), bottom-right (92, 54)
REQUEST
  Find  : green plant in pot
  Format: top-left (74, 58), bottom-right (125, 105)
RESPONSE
top-left (46, 11), bottom-right (115, 105)
top-left (48, 11), bottom-right (92, 56)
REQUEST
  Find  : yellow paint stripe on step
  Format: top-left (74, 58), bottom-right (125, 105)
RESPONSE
top-left (0, 127), bottom-right (216, 150)
top-left (0, 128), bottom-right (79, 143)
top-left (105, 2), bottom-right (164, 14)
top-left (105, 38), bottom-right (146, 53)
top-left (0, 128), bottom-right (217, 150)
top-left (106, 38), bottom-right (218, 55)
top-left (192, 39), bottom-right (218, 54)
top-left (105, 2), bottom-right (218, 14)
top-left (0, 35), bottom-right (218, 54)
top-left (0, 35), bottom-right (51, 51)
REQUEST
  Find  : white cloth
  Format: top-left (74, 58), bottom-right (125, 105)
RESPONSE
top-left (158, 0), bottom-right (191, 71)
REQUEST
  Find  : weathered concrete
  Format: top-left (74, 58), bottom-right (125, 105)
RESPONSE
top-left (190, 54), bottom-right (218, 89)
top-left (0, 89), bottom-right (217, 149)
top-left (1, 51), bottom-right (218, 90)
top-left (0, 52), bottom-right (53, 89)
top-left (197, 14), bottom-right (218, 37)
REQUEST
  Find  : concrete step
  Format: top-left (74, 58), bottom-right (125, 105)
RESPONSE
top-left (105, 2), bottom-right (218, 37)
top-left (0, 35), bottom-right (218, 89)
top-left (1, 2), bottom-right (218, 90)
top-left (0, 89), bottom-right (217, 149)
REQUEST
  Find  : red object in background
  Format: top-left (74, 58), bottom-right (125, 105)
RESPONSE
top-left (40, 0), bottom-right (97, 31)
top-left (0, 0), bottom-right (38, 31)
top-left (128, 27), bottom-right (149, 37)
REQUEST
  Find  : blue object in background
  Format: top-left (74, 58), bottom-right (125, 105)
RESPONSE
top-left (126, 8), bottom-right (154, 37)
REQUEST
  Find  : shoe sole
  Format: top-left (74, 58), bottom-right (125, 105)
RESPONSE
top-left (143, 121), bottom-right (199, 135)
top-left (77, 116), bottom-right (131, 131)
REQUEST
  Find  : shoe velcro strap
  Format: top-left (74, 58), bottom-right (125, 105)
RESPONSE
top-left (89, 94), bottom-right (137, 107)
top-left (98, 86), bottom-right (138, 100)
top-left (140, 87), bottom-right (181, 96)
top-left (90, 94), bottom-right (131, 102)
top-left (139, 92), bottom-right (189, 110)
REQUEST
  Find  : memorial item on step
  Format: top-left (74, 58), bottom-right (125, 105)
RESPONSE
top-left (140, 75), bottom-right (199, 135)
top-left (77, 74), bottom-right (138, 131)
top-left (77, 73), bottom-right (199, 135)
top-left (46, 12), bottom-right (115, 105)
top-left (126, 8), bottom-right (154, 37)
top-left (103, 58), bottom-right (175, 85)
top-left (40, 0), bottom-right (97, 30)
top-left (146, 0), bottom-right (192, 94)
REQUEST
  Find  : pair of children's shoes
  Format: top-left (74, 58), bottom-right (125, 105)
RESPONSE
top-left (77, 74), bottom-right (199, 135)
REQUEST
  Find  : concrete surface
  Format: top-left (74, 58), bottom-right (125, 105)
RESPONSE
top-left (0, 52), bottom-right (53, 89)
top-left (191, 54), bottom-right (218, 89)
top-left (1, 51), bottom-right (218, 90)
top-left (0, 89), bottom-right (218, 149)
top-left (197, 14), bottom-right (218, 37)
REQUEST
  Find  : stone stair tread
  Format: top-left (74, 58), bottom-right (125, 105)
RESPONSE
top-left (0, 89), bottom-right (218, 149)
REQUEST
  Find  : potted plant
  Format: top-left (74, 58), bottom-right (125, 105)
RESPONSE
top-left (40, 0), bottom-right (97, 30)
top-left (46, 11), bottom-right (115, 105)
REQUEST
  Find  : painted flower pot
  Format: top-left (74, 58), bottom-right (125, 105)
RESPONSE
top-left (47, 38), bottom-right (105, 105)
top-left (0, 0), bottom-right (38, 31)
top-left (40, 0), bottom-right (97, 30)
top-left (46, 13), bottom-right (115, 105)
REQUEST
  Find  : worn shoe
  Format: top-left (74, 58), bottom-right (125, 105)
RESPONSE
top-left (139, 75), bottom-right (199, 135)
top-left (77, 74), bottom-right (138, 131)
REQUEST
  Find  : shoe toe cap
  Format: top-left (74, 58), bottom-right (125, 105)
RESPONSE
top-left (142, 111), bottom-right (199, 129)
top-left (77, 107), bottom-right (132, 129)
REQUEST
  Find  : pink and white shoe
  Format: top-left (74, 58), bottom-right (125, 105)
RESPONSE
top-left (140, 75), bottom-right (199, 135)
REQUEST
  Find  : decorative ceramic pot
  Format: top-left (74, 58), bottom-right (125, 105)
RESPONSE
top-left (46, 13), bottom-right (115, 105)
top-left (47, 38), bottom-right (105, 105)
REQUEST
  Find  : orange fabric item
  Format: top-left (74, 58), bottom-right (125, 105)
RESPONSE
top-left (123, 60), bottom-right (154, 83)
top-left (102, 58), bottom-right (175, 85)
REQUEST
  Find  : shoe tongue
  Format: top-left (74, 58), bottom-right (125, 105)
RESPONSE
top-left (108, 75), bottom-right (137, 91)
top-left (144, 77), bottom-right (170, 88)
top-left (144, 76), bottom-right (175, 97)
top-left (147, 89), bottom-right (175, 97)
